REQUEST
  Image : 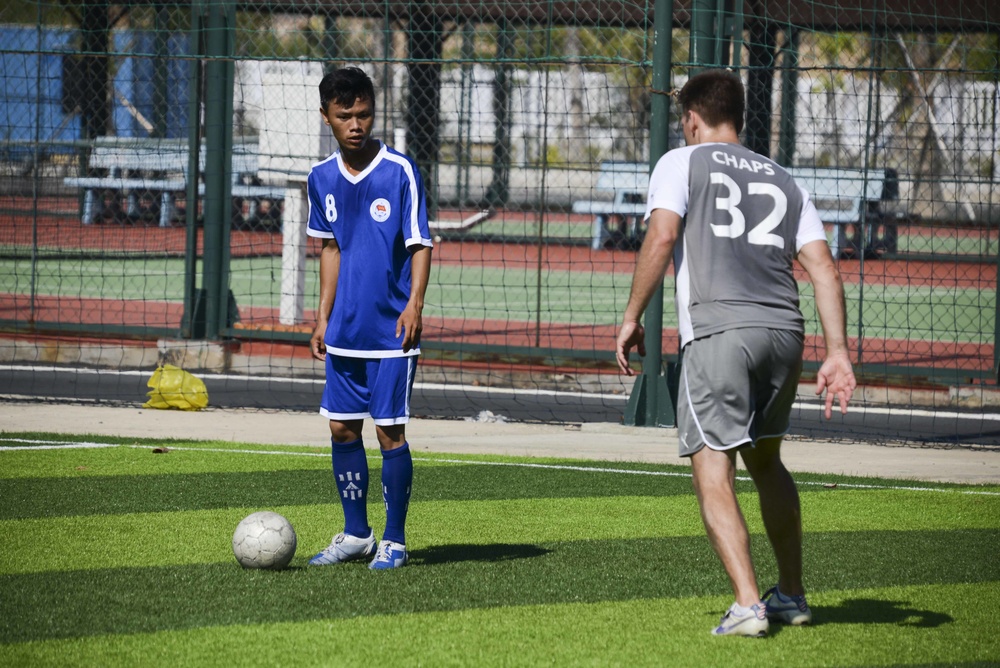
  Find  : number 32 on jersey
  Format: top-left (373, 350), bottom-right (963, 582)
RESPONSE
top-left (709, 171), bottom-right (786, 249)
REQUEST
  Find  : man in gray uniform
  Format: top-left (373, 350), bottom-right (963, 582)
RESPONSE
top-left (615, 70), bottom-right (856, 637)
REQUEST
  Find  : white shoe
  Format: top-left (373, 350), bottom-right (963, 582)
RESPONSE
top-left (308, 531), bottom-right (376, 566)
top-left (368, 540), bottom-right (408, 570)
top-left (711, 602), bottom-right (769, 637)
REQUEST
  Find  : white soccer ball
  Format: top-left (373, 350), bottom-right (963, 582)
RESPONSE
top-left (232, 511), bottom-right (297, 570)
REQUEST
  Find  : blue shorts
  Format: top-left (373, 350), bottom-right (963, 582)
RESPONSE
top-left (320, 355), bottom-right (417, 426)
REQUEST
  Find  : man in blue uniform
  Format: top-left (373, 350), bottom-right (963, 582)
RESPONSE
top-left (307, 66), bottom-right (433, 570)
top-left (616, 70), bottom-right (856, 635)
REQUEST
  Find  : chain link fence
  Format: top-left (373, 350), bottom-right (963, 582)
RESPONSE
top-left (0, 1), bottom-right (997, 439)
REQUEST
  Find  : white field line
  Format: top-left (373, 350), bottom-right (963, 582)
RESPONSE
top-left (0, 438), bottom-right (118, 450)
top-left (1, 439), bottom-right (998, 497)
top-left (3, 364), bottom-right (1000, 421)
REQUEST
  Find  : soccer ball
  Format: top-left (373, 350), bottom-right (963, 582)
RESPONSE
top-left (232, 511), bottom-right (297, 569)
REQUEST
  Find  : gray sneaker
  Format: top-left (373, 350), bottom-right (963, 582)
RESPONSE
top-left (308, 531), bottom-right (376, 566)
top-left (762, 586), bottom-right (813, 625)
top-left (712, 602), bottom-right (769, 637)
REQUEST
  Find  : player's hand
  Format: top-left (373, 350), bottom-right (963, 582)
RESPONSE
top-left (397, 305), bottom-right (422, 353)
top-left (310, 323), bottom-right (327, 361)
top-left (815, 351), bottom-right (856, 419)
top-left (615, 320), bottom-right (646, 376)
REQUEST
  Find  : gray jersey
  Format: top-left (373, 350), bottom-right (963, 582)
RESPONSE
top-left (646, 142), bottom-right (826, 346)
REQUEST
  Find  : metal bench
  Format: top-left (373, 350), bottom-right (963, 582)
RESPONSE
top-left (63, 138), bottom-right (286, 228)
top-left (572, 161), bottom-right (649, 250)
top-left (573, 161), bottom-right (900, 257)
top-left (63, 138), bottom-right (188, 227)
top-left (789, 166), bottom-right (899, 258)
top-left (228, 145), bottom-right (288, 228)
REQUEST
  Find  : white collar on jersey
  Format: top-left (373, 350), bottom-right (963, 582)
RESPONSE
top-left (336, 140), bottom-right (386, 184)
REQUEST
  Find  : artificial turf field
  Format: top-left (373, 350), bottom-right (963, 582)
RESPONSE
top-left (2, 432), bottom-right (999, 666)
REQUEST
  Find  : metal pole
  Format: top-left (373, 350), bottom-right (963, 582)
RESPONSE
top-left (80, 1), bottom-right (110, 140)
top-left (993, 32), bottom-right (1000, 382)
top-left (153, 4), bottom-right (170, 138)
top-left (201, 1), bottom-right (235, 339)
top-left (487, 18), bottom-right (512, 208)
top-left (745, 12), bottom-right (775, 157)
top-left (181, 1), bottom-right (203, 339)
top-left (625, 0), bottom-right (675, 427)
top-left (459, 21), bottom-right (475, 204)
top-left (776, 27), bottom-right (799, 167)
top-left (323, 13), bottom-right (338, 72)
top-left (406, 11), bottom-right (442, 219)
top-left (30, 3), bottom-right (45, 325)
top-left (690, 0), bottom-right (716, 71)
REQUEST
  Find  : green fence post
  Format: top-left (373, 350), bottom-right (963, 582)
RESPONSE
top-left (745, 12), bottom-right (775, 158)
top-left (690, 0), bottom-right (717, 71)
top-left (624, 0), bottom-right (676, 427)
top-left (777, 27), bottom-right (799, 167)
top-left (406, 11), bottom-right (442, 220)
top-left (994, 34), bottom-right (1000, 383)
top-left (996, 60), bottom-right (1000, 382)
top-left (201, 0), bottom-right (236, 340)
top-left (487, 18), bottom-right (513, 208)
top-left (153, 4), bottom-right (170, 139)
top-left (181, 2), bottom-right (203, 339)
top-left (323, 13), bottom-right (338, 70)
top-left (993, 223), bottom-right (1000, 379)
top-left (80, 1), bottom-right (110, 140)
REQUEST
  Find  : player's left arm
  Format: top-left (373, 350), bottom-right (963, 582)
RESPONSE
top-left (797, 238), bottom-right (856, 418)
top-left (397, 244), bottom-right (432, 352)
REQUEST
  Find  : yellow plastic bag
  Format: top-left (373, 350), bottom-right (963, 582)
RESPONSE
top-left (143, 364), bottom-right (209, 411)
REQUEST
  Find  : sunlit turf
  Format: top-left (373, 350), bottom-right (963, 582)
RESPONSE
top-left (3, 584), bottom-right (997, 667)
top-left (1, 432), bottom-right (998, 666)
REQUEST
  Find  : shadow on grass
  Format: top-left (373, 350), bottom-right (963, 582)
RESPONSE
top-left (813, 599), bottom-right (954, 627)
top-left (412, 543), bottom-right (551, 565)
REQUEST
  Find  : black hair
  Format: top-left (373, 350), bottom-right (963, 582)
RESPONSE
top-left (676, 69), bottom-right (745, 135)
top-left (319, 66), bottom-right (376, 111)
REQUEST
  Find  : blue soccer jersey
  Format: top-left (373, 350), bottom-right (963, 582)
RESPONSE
top-left (306, 141), bottom-right (433, 357)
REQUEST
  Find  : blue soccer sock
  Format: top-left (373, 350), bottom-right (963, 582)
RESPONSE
top-left (380, 442), bottom-right (413, 545)
top-left (330, 438), bottom-right (370, 538)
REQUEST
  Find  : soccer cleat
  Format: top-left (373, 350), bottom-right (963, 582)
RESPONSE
top-left (761, 586), bottom-right (813, 625)
top-left (369, 540), bottom-right (408, 570)
top-left (711, 602), bottom-right (769, 637)
top-left (308, 531), bottom-right (376, 566)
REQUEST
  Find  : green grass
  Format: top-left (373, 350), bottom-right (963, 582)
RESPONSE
top-left (454, 221), bottom-right (997, 258)
top-left (1, 431), bottom-right (999, 666)
top-left (461, 218), bottom-right (595, 241)
top-left (897, 231), bottom-right (996, 257)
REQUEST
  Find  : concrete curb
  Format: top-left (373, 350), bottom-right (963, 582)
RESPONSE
top-left (2, 402), bottom-right (998, 485)
top-left (2, 335), bottom-right (998, 409)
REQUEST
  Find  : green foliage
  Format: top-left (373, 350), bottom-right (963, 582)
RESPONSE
top-left (0, 0), bottom-right (74, 25)
top-left (813, 32), bottom-right (867, 68)
top-left (578, 27), bottom-right (652, 66)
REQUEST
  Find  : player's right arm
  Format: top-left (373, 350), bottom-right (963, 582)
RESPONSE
top-left (796, 239), bottom-right (856, 418)
top-left (310, 238), bottom-right (341, 361)
top-left (615, 208), bottom-right (681, 375)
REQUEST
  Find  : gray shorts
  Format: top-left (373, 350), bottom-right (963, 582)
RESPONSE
top-left (677, 327), bottom-right (803, 458)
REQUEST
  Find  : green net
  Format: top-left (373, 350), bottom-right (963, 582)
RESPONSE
top-left (0, 0), bottom-right (997, 442)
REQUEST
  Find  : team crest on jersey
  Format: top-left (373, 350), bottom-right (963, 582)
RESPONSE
top-left (370, 198), bottom-right (391, 222)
